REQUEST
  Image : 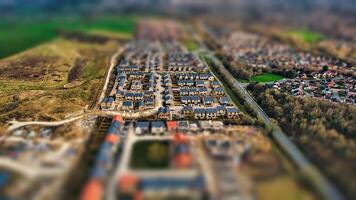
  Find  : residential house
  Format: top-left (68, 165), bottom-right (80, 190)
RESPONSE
top-left (219, 96), bottom-right (232, 105)
top-left (215, 105), bottom-right (226, 117)
top-left (167, 121), bottom-right (178, 132)
top-left (151, 121), bottom-right (166, 134)
top-left (206, 107), bottom-right (218, 119)
top-left (196, 80), bottom-right (205, 87)
top-left (158, 107), bottom-right (172, 120)
top-left (101, 97), bottom-right (115, 110)
top-left (194, 108), bottom-right (206, 119)
top-left (182, 106), bottom-right (194, 116)
top-left (145, 98), bottom-right (155, 109)
top-left (135, 121), bottom-right (150, 135)
top-left (122, 101), bottom-right (134, 111)
top-left (226, 107), bottom-right (240, 119)
top-left (203, 96), bottom-right (214, 105)
top-left (213, 87), bottom-right (225, 96)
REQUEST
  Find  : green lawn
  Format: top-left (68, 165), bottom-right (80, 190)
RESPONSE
top-left (184, 40), bottom-right (199, 52)
top-left (287, 30), bottom-right (324, 44)
top-left (130, 141), bottom-right (170, 169)
top-left (251, 73), bottom-right (284, 83)
top-left (0, 16), bottom-right (137, 59)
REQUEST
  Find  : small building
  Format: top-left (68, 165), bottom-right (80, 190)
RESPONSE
top-left (198, 87), bottom-right (208, 95)
top-left (211, 81), bottom-right (221, 88)
top-left (205, 107), bottom-right (218, 119)
top-left (194, 108), bottom-right (206, 119)
top-left (138, 101), bottom-right (145, 111)
top-left (190, 96), bottom-right (201, 104)
top-left (158, 107), bottom-right (172, 120)
top-left (202, 96), bottom-right (214, 105)
top-left (219, 96), bottom-right (232, 105)
top-left (101, 97), bottom-right (115, 110)
top-left (145, 98), bottom-right (155, 109)
top-left (226, 107), bottom-right (240, 119)
top-left (196, 80), bottom-right (205, 87)
top-left (116, 90), bottom-right (125, 100)
top-left (213, 87), bottom-right (225, 96)
top-left (182, 106), bottom-right (194, 116)
top-left (215, 105), bottom-right (226, 117)
top-left (151, 121), bottom-right (166, 134)
top-left (122, 101), bottom-right (134, 111)
top-left (144, 91), bottom-right (155, 98)
top-left (167, 121), bottom-right (178, 132)
top-left (178, 121), bottom-right (189, 130)
top-left (135, 121), bottom-right (150, 135)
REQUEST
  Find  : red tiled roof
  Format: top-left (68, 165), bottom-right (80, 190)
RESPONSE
top-left (106, 134), bottom-right (120, 144)
top-left (80, 179), bottom-right (102, 200)
top-left (167, 121), bottom-right (177, 130)
top-left (174, 153), bottom-right (192, 168)
top-left (174, 133), bottom-right (188, 144)
top-left (118, 174), bottom-right (138, 192)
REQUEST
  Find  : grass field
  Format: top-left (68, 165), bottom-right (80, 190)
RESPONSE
top-left (130, 141), bottom-right (170, 169)
top-left (250, 73), bottom-right (284, 83)
top-left (0, 16), bottom-right (137, 59)
top-left (287, 30), bottom-right (324, 44)
top-left (183, 39), bottom-right (199, 52)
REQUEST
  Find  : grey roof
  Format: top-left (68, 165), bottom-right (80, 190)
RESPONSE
top-left (219, 96), bottom-right (231, 104)
top-left (151, 121), bottom-right (166, 128)
top-left (203, 96), bottom-right (214, 103)
top-left (123, 101), bottom-right (133, 107)
top-left (206, 108), bottom-right (217, 114)
top-left (226, 107), bottom-right (239, 113)
top-left (137, 121), bottom-right (150, 129)
top-left (194, 108), bottom-right (205, 114)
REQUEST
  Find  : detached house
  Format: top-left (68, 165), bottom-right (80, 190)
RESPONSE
top-left (122, 101), bottom-right (134, 111)
top-left (101, 97), bottom-right (115, 110)
top-left (203, 96), bottom-right (214, 105)
top-left (151, 121), bottom-right (166, 134)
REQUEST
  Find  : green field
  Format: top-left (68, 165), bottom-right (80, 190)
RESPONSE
top-left (0, 16), bottom-right (137, 59)
top-left (251, 73), bottom-right (284, 83)
top-left (287, 30), bottom-right (324, 44)
top-left (184, 40), bottom-right (199, 52)
top-left (130, 141), bottom-right (170, 169)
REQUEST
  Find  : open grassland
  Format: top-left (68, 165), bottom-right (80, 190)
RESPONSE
top-left (0, 38), bottom-right (118, 128)
top-left (0, 16), bottom-right (137, 58)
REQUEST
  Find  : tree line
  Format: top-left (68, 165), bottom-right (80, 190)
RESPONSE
top-left (247, 83), bottom-right (356, 199)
